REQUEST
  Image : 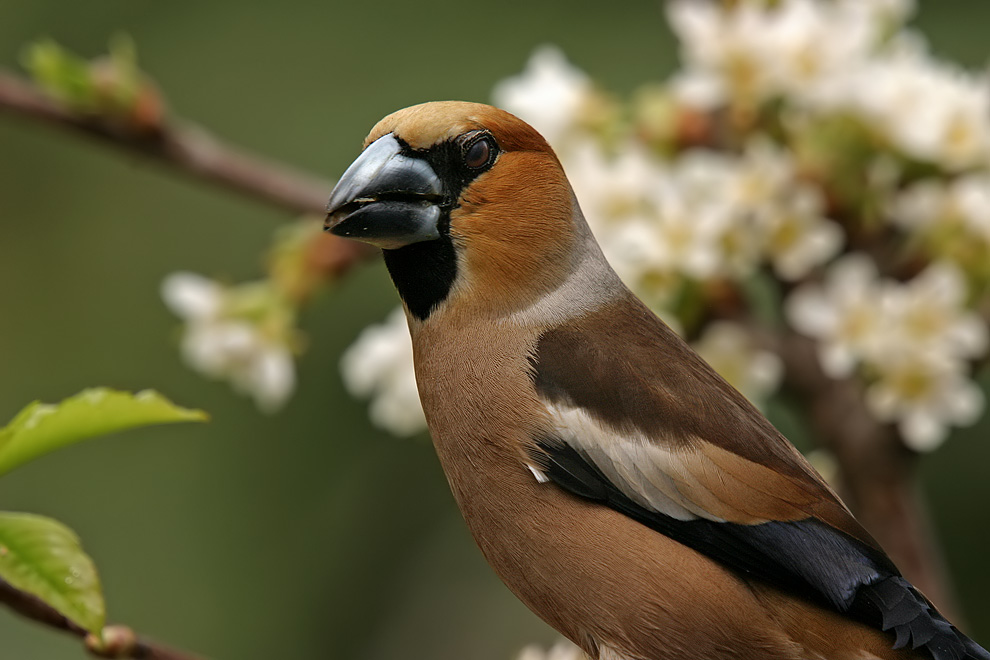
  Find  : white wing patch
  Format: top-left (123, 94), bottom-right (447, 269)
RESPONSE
top-left (526, 462), bottom-right (550, 484)
top-left (544, 402), bottom-right (713, 522)
top-left (540, 400), bottom-right (822, 525)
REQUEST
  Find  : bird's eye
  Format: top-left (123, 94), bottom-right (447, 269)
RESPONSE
top-left (463, 135), bottom-right (496, 170)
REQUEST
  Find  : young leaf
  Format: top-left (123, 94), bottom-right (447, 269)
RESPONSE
top-left (0, 512), bottom-right (105, 634)
top-left (21, 39), bottom-right (98, 112)
top-left (0, 388), bottom-right (207, 477)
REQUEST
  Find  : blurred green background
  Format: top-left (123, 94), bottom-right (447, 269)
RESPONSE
top-left (1, 1), bottom-right (989, 658)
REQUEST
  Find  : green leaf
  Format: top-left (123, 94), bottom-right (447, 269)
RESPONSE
top-left (21, 38), bottom-right (98, 111)
top-left (0, 388), bottom-right (207, 477)
top-left (0, 512), bottom-right (105, 634)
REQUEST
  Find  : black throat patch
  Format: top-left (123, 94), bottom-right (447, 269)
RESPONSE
top-left (382, 232), bottom-right (457, 321)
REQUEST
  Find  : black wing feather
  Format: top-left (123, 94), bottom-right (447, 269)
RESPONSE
top-left (531, 437), bottom-right (989, 660)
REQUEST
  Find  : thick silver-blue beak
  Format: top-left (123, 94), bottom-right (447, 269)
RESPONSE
top-left (324, 134), bottom-right (444, 250)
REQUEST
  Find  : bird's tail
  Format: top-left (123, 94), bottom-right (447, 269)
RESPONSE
top-left (852, 576), bottom-right (989, 660)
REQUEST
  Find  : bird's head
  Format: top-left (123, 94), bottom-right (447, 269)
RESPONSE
top-left (325, 102), bottom-right (586, 322)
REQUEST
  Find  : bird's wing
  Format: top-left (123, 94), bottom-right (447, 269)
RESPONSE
top-left (525, 294), bottom-right (980, 660)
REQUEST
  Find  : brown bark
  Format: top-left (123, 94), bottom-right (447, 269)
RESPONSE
top-left (0, 70), bottom-right (330, 217)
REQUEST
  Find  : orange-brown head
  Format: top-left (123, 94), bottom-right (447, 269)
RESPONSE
top-left (326, 102), bottom-right (580, 320)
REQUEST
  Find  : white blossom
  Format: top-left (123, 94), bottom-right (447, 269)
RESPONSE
top-left (866, 353), bottom-right (983, 451)
top-left (788, 258), bottom-right (987, 448)
top-left (340, 307), bottom-right (426, 437)
top-left (723, 140), bottom-right (795, 208)
top-left (954, 175), bottom-right (990, 240)
top-left (888, 178), bottom-right (953, 232)
top-left (763, 0), bottom-right (878, 103)
top-left (492, 45), bottom-right (591, 148)
top-left (693, 321), bottom-right (783, 407)
top-left (564, 136), bottom-right (839, 297)
top-left (785, 255), bottom-right (889, 378)
top-left (653, 150), bottom-right (764, 279)
top-left (877, 262), bottom-right (987, 365)
top-left (890, 174), bottom-right (990, 241)
top-left (728, 141), bottom-right (841, 280)
top-left (667, 68), bottom-right (725, 110)
top-left (162, 271), bottom-right (223, 319)
top-left (827, 43), bottom-right (990, 170)
top-left (565, 138), bottom-right (664, 232)
top-left (587, 151), bottom-right (750, 287)
top-left (666, 0), bottom-right (883, 108)
top-left (760, 188), bottom-right (843, 281)
top-left (647, 172), bottom-right (740, 279)
top-left (229, 339), bottom-right (295, 414)
top-left (862, 263), bottom-right (987, 449)
top-left (162, 272), bottom-right (295, 413)
top-left (665, 0), bottom-right (764, 107)
top-left (666, 0), bottom-right (990, 170)
top-left (560, 139), bottom-right (692, 302)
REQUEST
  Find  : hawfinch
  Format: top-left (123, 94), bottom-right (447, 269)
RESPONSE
top-left (325, 101), bottom-right (988, 660)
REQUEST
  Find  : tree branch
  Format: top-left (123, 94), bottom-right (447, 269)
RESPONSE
top-left (0, 578), bottom-right (203, 660)
top-left (0, 70), bottom-right (331, 217)
top-left (0, 68), bottom-right (377, 284)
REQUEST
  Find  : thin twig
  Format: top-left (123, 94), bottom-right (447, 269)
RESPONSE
top-left (0, 70), bottom-right (331, 217)
top-left (0, 578), bottom-right (203, 660)
top-left (0, 68), bottom-right (377, 281)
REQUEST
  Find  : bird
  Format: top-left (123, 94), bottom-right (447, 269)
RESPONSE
top-left (324, 101), bottom-right (989, 660)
